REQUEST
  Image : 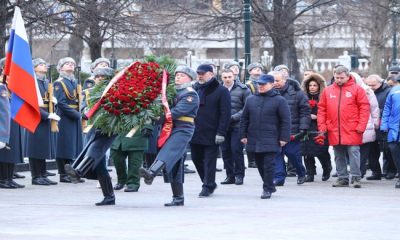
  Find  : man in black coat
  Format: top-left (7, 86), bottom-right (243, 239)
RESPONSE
top-left (365, 74), bottom-right (396, 180)
top-left (190, 64), bottom-right (231, 197)
top-left (271, 70), bottom-right (310, 186)
top-left (220, 69), bottom-right (251, 185)
top-left (240, 74), bottom-right (291, 199)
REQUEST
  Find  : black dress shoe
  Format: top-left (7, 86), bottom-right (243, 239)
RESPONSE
top-left (60, 175), bottom-right (72, 183)
top-left (322, 167), bottom-right (332, 181)
top-left (42, 177), bottom-right (58, 185)
top-left (385, 172), bottom-right (396, 180)
top-left (9, 180), bottom-right (25, 188)
top-left (261, 191), bottom-right (272, 199)
top-left (13, 172), bottom-right (25, 179)
top-left (305, 175), bottom-right (314, 182)
top-left (164, 197), bottom-right (184, 207)
top-left (124, 186), bottom-right (139, 192)
top-left (198, 188), bottom-right (212, 198)
top-left (220, 177), bottom-right (235, 184)
top-left (114, 183), bottom-right (125, 190)
top-left (332, 173), bottom-right (338, 177)
top-left (235, 176), bottom-right (243, 185)
top-left (95, 196), bottom-right (115, 206)
top-left (297, 176), bottom-right (306, 185)
top-left (0, 180), bottom-right (17, 189)
top-left (248, 161), bottom-right (257, 168)
top-left (273, 180), bottom-right (284, 186)
top-left (32, 177), bottom-right (51, 186)
top-left (366, 174), bottom-right (381, 180)
top-left (44, 171), bottom-right (56, 177)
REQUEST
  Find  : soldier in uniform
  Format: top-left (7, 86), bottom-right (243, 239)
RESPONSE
top-left (64, 67), bottom-right (118, 206)
top-left (0, 58), bottom-right (24, 189)
top-left (83, 58), bottom-right (110, 90)
top-left (25, 58), bottom-right (60, 186)
top-left (53, 57), bottom-right (84, 183)
top-left (140, 65), bottom-right (200, 206)
top-left (245, 62), bottom-right (264, 168)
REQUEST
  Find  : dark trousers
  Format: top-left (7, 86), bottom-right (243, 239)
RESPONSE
top-left (368, 140), bottom-right (382, 176)
top-left (254, 152), bottom-right (276, 192)
top-left (304, 150), bottom-right (331, 175)
top-left (274, 141), bottom-right (306, 182)
top-left (360, 142), bottom-right (373, 176)
top-left (383, 141), bottom-right (397, 175)
top-left (221, 127), bottom-right (245, 178)
top-left (190, 143), bottom-right (218, 191)
top-left (388, 142), bottom-right (400, 175)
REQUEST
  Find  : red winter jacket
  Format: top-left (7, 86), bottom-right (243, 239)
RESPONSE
top-left (317, 76), bottom-right (370, 146)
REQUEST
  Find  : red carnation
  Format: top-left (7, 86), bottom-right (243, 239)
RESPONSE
top-left (309, 99), bottom-right (317, 108)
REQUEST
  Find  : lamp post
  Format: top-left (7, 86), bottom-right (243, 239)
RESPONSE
top-left (391, 1), bottom-right (398, 66)
top-left (243, 0), bottom-right (251, 81)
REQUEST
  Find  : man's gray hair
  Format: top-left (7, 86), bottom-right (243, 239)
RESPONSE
top-left (366, 74), bottom-right (383, 83)
top-left (268, 70), bottom-right (286, 80)
top-left (334, 66), bottom-right (350, 76)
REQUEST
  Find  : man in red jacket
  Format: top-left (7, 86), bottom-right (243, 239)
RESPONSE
top-left (318, 66), bottom-right (370, 188)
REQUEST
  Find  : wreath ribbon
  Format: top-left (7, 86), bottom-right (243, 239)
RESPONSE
top-left (157, 69), bottom-right (173, 148)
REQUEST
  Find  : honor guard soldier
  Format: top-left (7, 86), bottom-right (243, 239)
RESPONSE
top-left (64, 67), bottom-right (118, 206)
top-left (25, 58), bottom-right (60, 185)
top-left (0, 58), bottom-right (25, 189)
top-left (83, 58), bottom-right (111, 90)
top-left (140, 65), bottom-right (200, 206)
top-left (54, 57), bottom-right (84, 183)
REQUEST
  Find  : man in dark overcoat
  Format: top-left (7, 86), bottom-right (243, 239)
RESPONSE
top-left (190, 64), bottom-right (231, 197)
top-left (240, 74), bottom-right (291, 199)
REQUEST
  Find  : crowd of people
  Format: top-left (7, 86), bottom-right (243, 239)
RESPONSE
top-left (1, 56), bottom-right (400, 207)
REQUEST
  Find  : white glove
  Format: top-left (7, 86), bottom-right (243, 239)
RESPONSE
top-left (0, 142), bottom-right (6, 149)
top-left (48, 113), bottom-right (61, 121)
top-left (52, 96), bottom-right (58, 105)
top-left (215, 135), bottom-right (225, 145)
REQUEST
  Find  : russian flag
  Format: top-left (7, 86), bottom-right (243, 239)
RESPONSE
top-left (3, 7), bottom-right (42, 133)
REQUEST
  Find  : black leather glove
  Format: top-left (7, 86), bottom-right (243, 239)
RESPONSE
top-left (141, 127), bottom-right (153, 137)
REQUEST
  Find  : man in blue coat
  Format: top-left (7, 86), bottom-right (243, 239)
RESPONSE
top-left (190, 64), bottom-right (231, 197)
top-left (380, 78), bottom-right (400, 189)
top-left (240, 74), bottom-right (291, 199)
top-left (54, 57), bottom-right (84, 183)
top-left (25, 58), bottom-right (60, 186)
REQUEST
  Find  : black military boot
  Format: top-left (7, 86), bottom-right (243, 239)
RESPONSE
top-left (0, 163), bottom-right (16, 189)
top-left (38, 160), bottom-right (57, 185)
top-left (7, 163), bottom-right (24, 188)
top-left (96, 174), bottom-right (115, 206)
top-left (30, 159), bottom-right (50, 186)
top-left (165, 182), bottom-right (184, 207)
top-left (139, 160), bottom-right (166, 185)
top-left (65, 157), bottom-right (93, 184)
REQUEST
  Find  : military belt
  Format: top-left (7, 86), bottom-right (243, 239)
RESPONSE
top-left (68, 104), bottom-right (79, 109)
top-left (177, 116), bottom-right (194, 123)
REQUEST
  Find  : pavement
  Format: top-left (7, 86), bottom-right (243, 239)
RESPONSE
top-left (1, 158), bottom-right (399, 240)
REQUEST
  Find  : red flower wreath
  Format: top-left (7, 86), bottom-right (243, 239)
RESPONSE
top-left (100, 62), bottom-right (163, 116)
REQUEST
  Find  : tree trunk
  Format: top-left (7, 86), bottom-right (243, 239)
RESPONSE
top-left (0, 0), bottom-right (8, 59)
top-left (68, 34), bottom-right (84, 64)
top-left (270, 0), bottom-right (300, 80)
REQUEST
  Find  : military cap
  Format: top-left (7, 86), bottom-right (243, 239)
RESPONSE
top-left (248, 62), bottom-right (263, 73)
top-left (175, 65), bottom-right (197, 80)
top-left (57, 57), bottom-right (76, 72)
top-left (91, 58), bottom-right (110, 71)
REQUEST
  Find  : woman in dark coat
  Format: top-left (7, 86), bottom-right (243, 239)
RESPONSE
top-left (301, 73), bottom-right (332, 182)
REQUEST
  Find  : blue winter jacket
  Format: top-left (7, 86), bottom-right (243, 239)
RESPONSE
top-left (381, 85), bottom-right (400, 142)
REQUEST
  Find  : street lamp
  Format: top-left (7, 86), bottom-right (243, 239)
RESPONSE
top-left (243, 0), bottom-right (251, 81)
top-left (391, 0), bottom-right (399, 66)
